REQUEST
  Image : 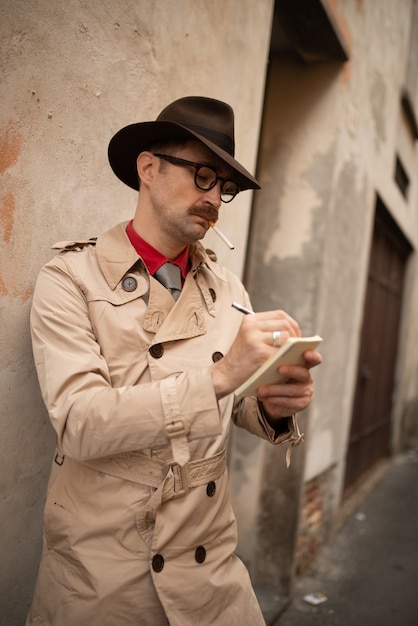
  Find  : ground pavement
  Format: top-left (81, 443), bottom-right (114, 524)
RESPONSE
top-left (261, 446), bottom-right (418, 626)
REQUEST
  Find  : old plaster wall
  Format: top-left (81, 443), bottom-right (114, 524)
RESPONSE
top-left (240, 54), bottom-right (350, 593)
top-left (0, 1), bottom-right (273, 622)
top-left (304, 0), bottom-right (418, 495)
top-left (231, 0), bottom-right (418, 593)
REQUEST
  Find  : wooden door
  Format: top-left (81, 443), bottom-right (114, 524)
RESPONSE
top-left (344, 198), bottom-right (411, 494)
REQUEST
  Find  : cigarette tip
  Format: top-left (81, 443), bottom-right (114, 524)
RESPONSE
top-left (208, 221), bottom-right (235, 250)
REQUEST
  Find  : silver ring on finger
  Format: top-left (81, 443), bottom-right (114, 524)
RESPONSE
top-left (272, 330), bottom-right (281, 347)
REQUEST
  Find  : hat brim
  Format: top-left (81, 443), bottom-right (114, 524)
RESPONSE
top-left (108, 120), bottom-right (260, 192)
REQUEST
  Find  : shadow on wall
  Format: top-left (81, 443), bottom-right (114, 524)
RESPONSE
top-left (1, 304), bottom-right (56, 626)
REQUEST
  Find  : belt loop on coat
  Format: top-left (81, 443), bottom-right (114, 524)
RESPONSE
top-left (160, 377), bottom-right (190, 466)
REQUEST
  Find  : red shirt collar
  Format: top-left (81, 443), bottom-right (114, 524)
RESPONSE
top-left (126, 220), bottom-right (190, 279)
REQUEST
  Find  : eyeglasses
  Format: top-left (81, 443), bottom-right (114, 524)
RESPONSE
top-left (153, 153), bottom-right (240, 203)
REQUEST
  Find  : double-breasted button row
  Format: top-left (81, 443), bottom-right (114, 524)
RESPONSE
top-left (150, 346), bottom-right (224, 362)
top-left (152, 547), bottom-right (207, 572)
top-left (123, 277), bottom-right (217, 300)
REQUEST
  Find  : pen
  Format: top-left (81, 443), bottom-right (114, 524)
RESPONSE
top-left (231, 302), bottom-right (255, 315)
top-left (209, 221), bottom-right (235, 250)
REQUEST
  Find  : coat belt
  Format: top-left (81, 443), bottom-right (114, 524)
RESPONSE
top-left (79, 447), bottom-right (227, 500)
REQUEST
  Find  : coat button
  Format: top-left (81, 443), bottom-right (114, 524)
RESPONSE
top-left (209, 288), bottom-right (216, 302)
top-left (122, 276), bottom-right (137, 292)
top-left (195, 546), bottom-right (206, 564)
top-left (211, 351), bottom-right (224, 363)
top-left (206, 481), bottom-right (216, 497)
top-left (149, 344), bottom-right (164, 358)
top-left (152, 554), bottom-right (165, 572)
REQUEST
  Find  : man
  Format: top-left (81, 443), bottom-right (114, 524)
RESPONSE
top-left (27, 96), bottom-right (322, 625)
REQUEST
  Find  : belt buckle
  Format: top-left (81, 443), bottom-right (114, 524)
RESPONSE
top-left (170, 462), bottom-right (190, 499)
top-left (163, 417), bottom-right (189, 438)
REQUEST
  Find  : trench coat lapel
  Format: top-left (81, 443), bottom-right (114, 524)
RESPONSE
top-left (95, 222), bottom-right (218, 342)
top-left (144, 271), bottom-right (208, 341)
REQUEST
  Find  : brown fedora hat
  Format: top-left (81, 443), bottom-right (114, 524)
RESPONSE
top-left (108, 96), bottom-right (260, 192)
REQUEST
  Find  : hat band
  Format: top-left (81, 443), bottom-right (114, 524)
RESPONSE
top-left (186, 123), bottom-right (235, 156)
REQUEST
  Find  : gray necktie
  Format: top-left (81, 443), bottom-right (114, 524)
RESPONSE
top-left (154, 263), bottom-right (182, 300)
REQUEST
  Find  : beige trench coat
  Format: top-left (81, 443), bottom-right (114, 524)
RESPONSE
top-left (27, 222), bottom-right (299, 626)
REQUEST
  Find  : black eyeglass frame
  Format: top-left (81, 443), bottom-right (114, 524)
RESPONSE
top-left (152, 153), bottom-right (240, 203)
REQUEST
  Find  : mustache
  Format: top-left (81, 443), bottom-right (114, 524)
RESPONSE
top-left (189, 205), bottom-right (219, 223)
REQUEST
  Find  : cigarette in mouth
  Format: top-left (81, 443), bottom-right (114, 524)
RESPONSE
top-left (208, 221), bottom-right (235, 250)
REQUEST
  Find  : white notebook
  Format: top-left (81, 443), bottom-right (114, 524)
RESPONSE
top-left (234, 335), bottom-right (323, 400)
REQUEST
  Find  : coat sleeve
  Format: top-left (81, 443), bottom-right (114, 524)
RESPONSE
top-left (231, 397), bottom-right (304, 467)
top-left (30, 256), bottom-right (222, 462)
top-left (231, 396), bottom-right (297, 443)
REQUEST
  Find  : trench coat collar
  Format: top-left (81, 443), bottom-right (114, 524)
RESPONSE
top-left (95, 221), bottom-right (228, 290)
top-left (95, 222), bottom-right (142, 290)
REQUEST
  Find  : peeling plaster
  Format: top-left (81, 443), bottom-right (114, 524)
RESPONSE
top-left (370, 70), bottom-right (387, 147)
top-left (304, 159), bottom-right (369, 480)
top-left (0, 190), bottom-right (15, 244)
top-left (0, 120), bottom-right (22, 174)
top-left (263, 180), bottom-right (319, 263)
top-left (248, 141), bottom-right (336, 329)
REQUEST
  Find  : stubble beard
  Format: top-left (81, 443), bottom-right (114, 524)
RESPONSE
top-left (165, 204), bottom-right (219, 245)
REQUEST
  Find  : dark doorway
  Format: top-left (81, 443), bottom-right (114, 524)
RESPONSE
top-left (344, 197), bottom-right (412, 494)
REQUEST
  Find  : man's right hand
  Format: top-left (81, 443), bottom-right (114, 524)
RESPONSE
top-left (211, 310), bottom-right (301, 399)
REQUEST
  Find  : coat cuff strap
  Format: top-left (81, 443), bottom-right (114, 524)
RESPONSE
top-left (160, 377), bottom-right (190, 466)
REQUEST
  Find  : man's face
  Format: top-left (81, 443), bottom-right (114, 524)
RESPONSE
top-left (148, 141), bottom-right (233, 246)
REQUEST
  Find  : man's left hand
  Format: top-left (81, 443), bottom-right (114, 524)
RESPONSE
top-left (256, 349), bottom-right (322, 420)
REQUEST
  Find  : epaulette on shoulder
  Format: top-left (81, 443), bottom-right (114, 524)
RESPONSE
top-left (51, 237), bottom-right (97, 252)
